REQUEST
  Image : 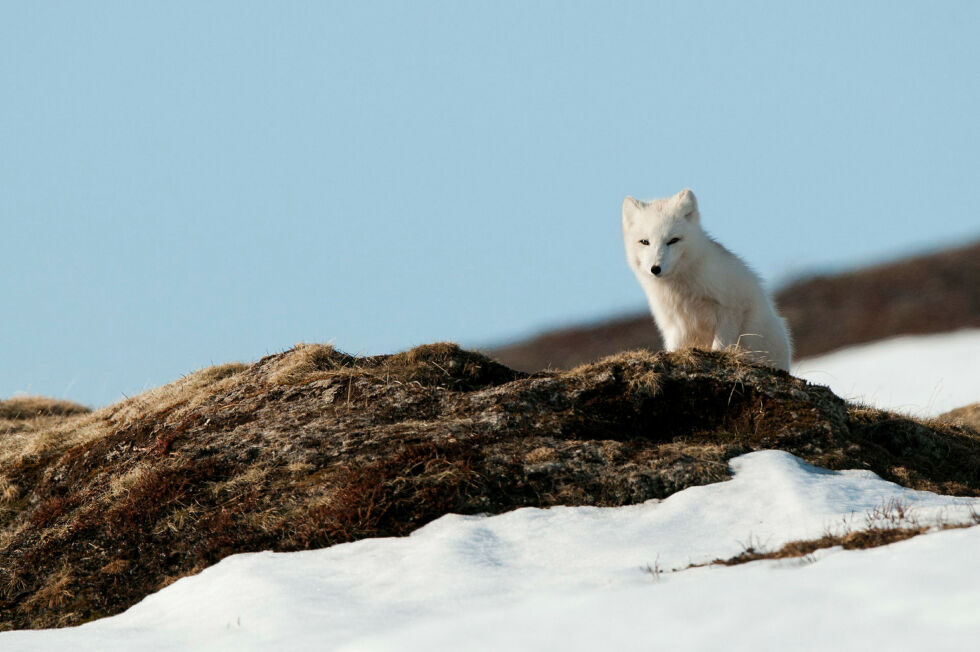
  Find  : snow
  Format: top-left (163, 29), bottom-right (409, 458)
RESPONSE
top-left (3, 330), bottom-right (980, 650)
top-left (349, 526), bottom-right (980, 652)
top-left (794, 328), bottom-right (980, 417)
top-left (3, 451), bottom-right (978, 651)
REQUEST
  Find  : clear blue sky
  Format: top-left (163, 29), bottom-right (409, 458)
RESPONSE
top-left (3, 2), bottom-right (979, 407)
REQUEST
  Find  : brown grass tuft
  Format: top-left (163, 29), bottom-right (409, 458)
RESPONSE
top-left (0, 397), bottom-right (90, 420)
top-left (710, 528), bottom-right (931, 566)
top-left (261, 341), bottom-right (523, 392)
top-left (98, 559), bottom-right (130, 576)
top-left (938, 402), bottom-right (980, 431)
top-left (0, 476), bottom-right (19, 504)
top-left (25, 566), bottom-right (74, 610)
top-left (701, 499), bottom-right (980, 568)
top-left (265, 343), bottom-right (353, 386)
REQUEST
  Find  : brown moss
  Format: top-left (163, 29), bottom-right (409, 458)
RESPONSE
top-left (29, 495), bottom-right (80, 528)
top-left (105, 460), bottom-right (231, 538)
top-left (282, 441), bottom-right (482, 549)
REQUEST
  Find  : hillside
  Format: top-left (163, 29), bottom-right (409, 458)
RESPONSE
top-left (2, 343), bottom-right (979, 631)
top-left (489, 240), bottom-right (980, 371)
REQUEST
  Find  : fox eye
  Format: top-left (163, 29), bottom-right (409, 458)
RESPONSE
top-left (666, 237), bottom-right (681, 245)
top-left (639, 239), bottom-right (649, 246)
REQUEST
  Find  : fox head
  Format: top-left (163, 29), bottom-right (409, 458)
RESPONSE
top-left (622, 188), bottom-right (702, 280)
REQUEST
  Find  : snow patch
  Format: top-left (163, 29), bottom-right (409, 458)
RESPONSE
top-left (795, 329), bottom-right (980, 416)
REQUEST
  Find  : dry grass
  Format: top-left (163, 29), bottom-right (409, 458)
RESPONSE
top-left (938, 402), bottom-right (980, 431)
top-left (98, 559), bottom-right (130, 576)
top-left (265, 343), bottom-right (353, 386)
top-left (232, 341), bottom-right (522, 401)
top-left (0, 410), bottom-right (106, 473)
top-left (207, 466), bottom-right (271, 498)
top-left (98, 361), bottom-right (248, 427)
top-left (152, 505), bottom-right (203, 536)
top-left (0, 362), bottom-right (247, 471)
top-left (708, 528), bottom-right (928, 566)
top-left (107, 464), bottom-right (154, 499)
top-left (700, 499), bottom-right (980, 568)
top-left (24, 565), bottom-right (74, 610)
top-left (1, 397), bottom-right (90, 466)
top-left (0, 397), bottom-right (90, 420)
top-left (0, 476), bottom-right (19, 505)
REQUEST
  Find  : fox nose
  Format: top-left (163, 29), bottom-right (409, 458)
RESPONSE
top-left (651, 265), bottom-right (661, 276)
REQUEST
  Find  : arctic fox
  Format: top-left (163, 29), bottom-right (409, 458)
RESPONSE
top-left (622, 189), bottom-right (792, 371)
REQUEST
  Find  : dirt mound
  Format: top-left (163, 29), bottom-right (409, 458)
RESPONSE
top-left (941, 403), bottom-right (980, 431)
top-left (1, 343), bottom-right (979, 630)
top-left (0, 397), bottom-right (90, 420)
top-left (489, 240), bottom-right (980, 370)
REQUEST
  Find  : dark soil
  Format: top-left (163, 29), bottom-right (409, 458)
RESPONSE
top-left (1, 343), bottom-right (979, 630)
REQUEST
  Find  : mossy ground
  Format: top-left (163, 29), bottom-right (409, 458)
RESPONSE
top-left (2, 343), bottom-right (978, 630)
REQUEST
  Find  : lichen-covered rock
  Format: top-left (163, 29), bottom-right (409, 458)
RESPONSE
top-left (1, 343), bottom-right (978, 630)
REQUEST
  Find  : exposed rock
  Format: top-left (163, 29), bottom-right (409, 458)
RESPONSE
top-left (1, 343), bottom-right (978, 630)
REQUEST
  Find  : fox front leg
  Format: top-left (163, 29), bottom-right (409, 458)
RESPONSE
top-left (711, 314), bottom-right (741, 352)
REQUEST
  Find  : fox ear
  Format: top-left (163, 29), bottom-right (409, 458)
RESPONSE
top-left (675, 188), bottom-right (699, 221)
top-left (622, 196), bottom-right (643, 227)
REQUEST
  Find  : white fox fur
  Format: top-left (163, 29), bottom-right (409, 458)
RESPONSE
top-left (622, 189), bottom-right (792, 371)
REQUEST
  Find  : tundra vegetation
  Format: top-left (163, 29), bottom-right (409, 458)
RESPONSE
top-left (1, 343), bottom-right (978, 630)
